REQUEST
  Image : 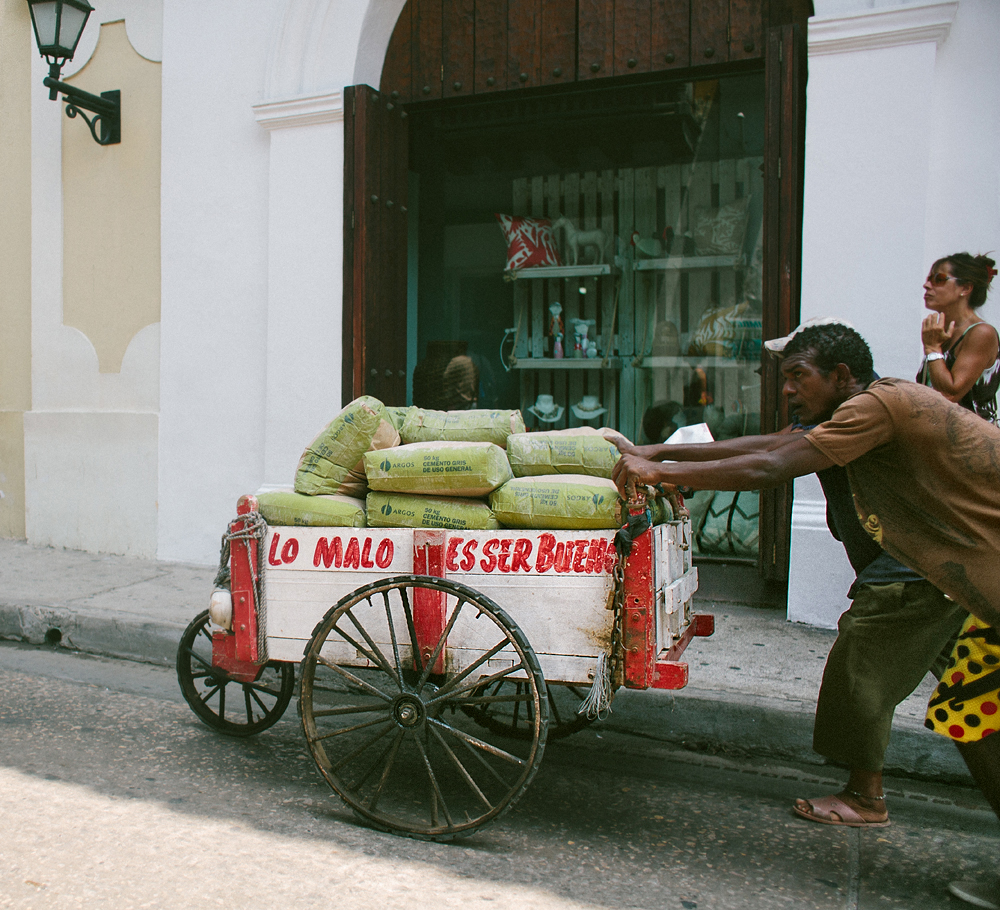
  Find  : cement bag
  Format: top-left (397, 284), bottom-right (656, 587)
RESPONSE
top-left (294, 396), bottom-right (400, 496)
top-left (400, 408), bottom-right (526, 449)
top-left (507, 432), bottom-right (620, 478)
top-left (385, 406), bottom-right (414, 433)
top-left (367, 492), bottom-right (499, 531)
top-left (364, 441), bottom-right (513, 497)
top-left (650, 495), bottom-right (675, 525)
top-left (257, 490), bottom-right (367, 528)
top-left (490, 475), bottom-right (623, 530)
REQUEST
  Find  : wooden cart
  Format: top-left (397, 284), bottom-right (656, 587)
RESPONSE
top-left (176, 493), bottom-right (713, 840)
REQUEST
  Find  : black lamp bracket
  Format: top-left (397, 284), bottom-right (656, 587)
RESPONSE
top-left (43, 64), bottom-right (120, 145)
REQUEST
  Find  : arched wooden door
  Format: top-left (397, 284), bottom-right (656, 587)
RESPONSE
top-left (344, 0), bottom-right (811, 580)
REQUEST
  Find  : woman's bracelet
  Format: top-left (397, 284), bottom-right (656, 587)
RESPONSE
top-left (925, 352), bottom-right (946, 362)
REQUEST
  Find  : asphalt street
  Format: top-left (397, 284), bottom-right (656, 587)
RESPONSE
top-left (0, 641), bottom-right (996, 910)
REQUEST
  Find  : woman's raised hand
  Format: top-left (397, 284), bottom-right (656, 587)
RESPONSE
top-left (922, 312), bottom-right (955, 353)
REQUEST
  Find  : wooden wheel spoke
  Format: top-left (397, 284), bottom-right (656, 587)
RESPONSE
top-left (412, 731), bottom-right (456, 827)
top-left (330, 721), bottom-right (396, 775)
top-left (381, 590), bottom-right (405, 684)
top-left (330, 622), bottom-right (399, 690)
top-left (199, 681), bottom-right (223, 704)
top-left (415, 597), bottom-right (466, 691)
top-left (453, 730), bottom-right (515, 789)
top-left (183, 646), bottom-right (215, 674)
top-left (426, 717), bottom-right (527, 767)
top-left (341, 601), bottom-right (401, 688)
top-left (364, 730), bottom-right (406, 813)
top-left (428, 724), bottom-right (493, 812)
top-left (315, 655), bottom-right (394, 703)
top-left (244, 679), bottom-right (287, 699)
top-left (247, 686), bottom-right (271, 717)
top-left (244, 686), bottom-right (255, 721)
top-left (450, 691), bottom-right (534, 708)
top-left (311, 702), bottom-right (391, 719)
top-left (341, 724), bottom-right (401, 785)
top-left (426, 652), bottom-right (523, 706)
top-left (400, 587), bottom-right (423, 676)
top-left (314, 715), bottom-right (394, 743)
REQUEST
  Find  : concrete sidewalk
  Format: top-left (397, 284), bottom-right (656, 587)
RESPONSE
top-left (0, 537), bottom-right (970, 786)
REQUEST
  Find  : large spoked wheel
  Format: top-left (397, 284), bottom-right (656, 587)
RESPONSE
top-left (464, 680), bottom-right (595, 741)
top-left (299, 575), bottom-right (548, 841)
top-left (177, 610), bottom-right (295, 737)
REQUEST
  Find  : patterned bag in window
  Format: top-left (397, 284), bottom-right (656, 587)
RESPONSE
top-left (687, 489), bottom-right (759, 558)
top-left (687, 302), bottom-right (752, 357)
top-left (690, 196), bottom-right (750, 256)
top-left (495, 214), bottom-right (562, 273)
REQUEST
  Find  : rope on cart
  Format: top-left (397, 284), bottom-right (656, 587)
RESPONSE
top-left (213, 536), bottom-right (232, 589)
top-left (578, 489), bottom-right (653, 720)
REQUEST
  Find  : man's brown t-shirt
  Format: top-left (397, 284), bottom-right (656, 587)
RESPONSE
top-left (807, 378), bottom-right (1000, 624)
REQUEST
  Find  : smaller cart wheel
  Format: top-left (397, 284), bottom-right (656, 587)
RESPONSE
top-left (300, 576), bottom-right (548, 840)
top-left (177, 610), bottom-right (294, 737)
top-left (464, 680), bottom-right (595, 741)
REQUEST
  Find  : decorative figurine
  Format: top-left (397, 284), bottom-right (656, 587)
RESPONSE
top-left (572, 318), bottom-right (594, 358)
top-left (549, 302), bottom-right (564, 359)
top-left (552, 216), bottom-right (607, 266)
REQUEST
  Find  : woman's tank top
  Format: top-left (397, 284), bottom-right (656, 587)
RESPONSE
top-left (918, 322), bottom-right (1000, 424)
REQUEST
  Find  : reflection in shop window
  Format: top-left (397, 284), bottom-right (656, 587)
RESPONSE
top-left (410, 73), bottom-right (765, 560)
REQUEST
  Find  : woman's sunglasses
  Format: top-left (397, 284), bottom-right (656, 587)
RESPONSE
top-left (927, 271), bottom-right (964, 287)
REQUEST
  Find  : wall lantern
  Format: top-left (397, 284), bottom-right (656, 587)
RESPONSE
top-left (27, 0), bottom-right (120, 145)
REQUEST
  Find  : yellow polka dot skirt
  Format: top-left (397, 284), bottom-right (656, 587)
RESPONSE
top-left (925, 616), bottom-right (1000, 742)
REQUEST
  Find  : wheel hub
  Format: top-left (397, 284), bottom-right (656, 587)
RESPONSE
top-left (393, 695), bottom-right (425, 728)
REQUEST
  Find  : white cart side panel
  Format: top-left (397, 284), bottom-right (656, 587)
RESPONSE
top-left (653, 522), bottom-right (698, 650)
top-left (263, 528), bottom-right (413, 660)
top-left (423, 529), bottom-right (615, 679)
top-left (263, 528), bottom-right (616, 682)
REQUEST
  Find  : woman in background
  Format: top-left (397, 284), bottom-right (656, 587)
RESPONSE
top-left (918, 252), bottom-right (999, 421)
top-left (917, 252), bottom-right (1000, 909)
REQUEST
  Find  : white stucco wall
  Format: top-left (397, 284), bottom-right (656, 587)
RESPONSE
top-left (150, 0), bottom-right (999, 600)
top-left (157, 0), bottom-right (277, 563)
top-left (158, 0), bottom-right (403, 564)
top-left (789, 0), bottom-right (1000, 626)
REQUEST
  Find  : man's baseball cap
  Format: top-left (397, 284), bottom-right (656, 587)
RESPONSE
top-left (763, 317), bottom-right (857, 353)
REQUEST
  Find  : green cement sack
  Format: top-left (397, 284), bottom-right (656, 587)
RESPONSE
top-left (400, 408), bottom-right (526, 449)
top-left (650, 496), bottom-right (675, 525)
top-left (490, 475), bottom-right (623, 530)
top-left (385, 406), bottom-right (414, 433)
top-left (367, 492), bottom-right (499, 531)
top-left (507, 432), bottom-right (621, 478)
top-left (257, 490), bottom-right (367, 527)
top-left (364, 441), bottom-right (513, 497)
top-left (294, 396), bottom-right (399, 496)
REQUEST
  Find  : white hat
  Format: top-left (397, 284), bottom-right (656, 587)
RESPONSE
top-left (528, 393), bottom-right (564, 423)
top-left (763, 317), bottom-right (857, 353)
top-left (571, 394), bottom-right (607, 420)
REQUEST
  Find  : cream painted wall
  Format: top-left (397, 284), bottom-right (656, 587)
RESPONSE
top-left (0, 0), bottom-right (32, 537)
top-left (26, 2), bottom-right (163, 556)
top-left (63, 21), bottom-right (162, 374)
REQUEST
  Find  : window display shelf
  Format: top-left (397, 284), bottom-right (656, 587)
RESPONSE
top-left (640, 355), bottom-right (749, 369)
top-left (511, 356), bottom-right (622, 370)
top-left (507, 263), bottom-right (613, 280)
top-left (633, 255), bottom-right (740, 272)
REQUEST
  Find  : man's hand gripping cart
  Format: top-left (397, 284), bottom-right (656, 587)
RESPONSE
top-left (176, 487), bottom-right (714, 840)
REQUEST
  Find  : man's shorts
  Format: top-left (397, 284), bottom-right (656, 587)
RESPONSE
top-left (925, 616), bottom-right (1000, 742)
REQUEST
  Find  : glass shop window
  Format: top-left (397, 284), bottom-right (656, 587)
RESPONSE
top-left (408, 73), bottom-right (765, 561)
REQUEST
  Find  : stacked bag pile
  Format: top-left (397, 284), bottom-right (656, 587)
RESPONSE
top-left (254, 397), bottom-right (671, 531)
